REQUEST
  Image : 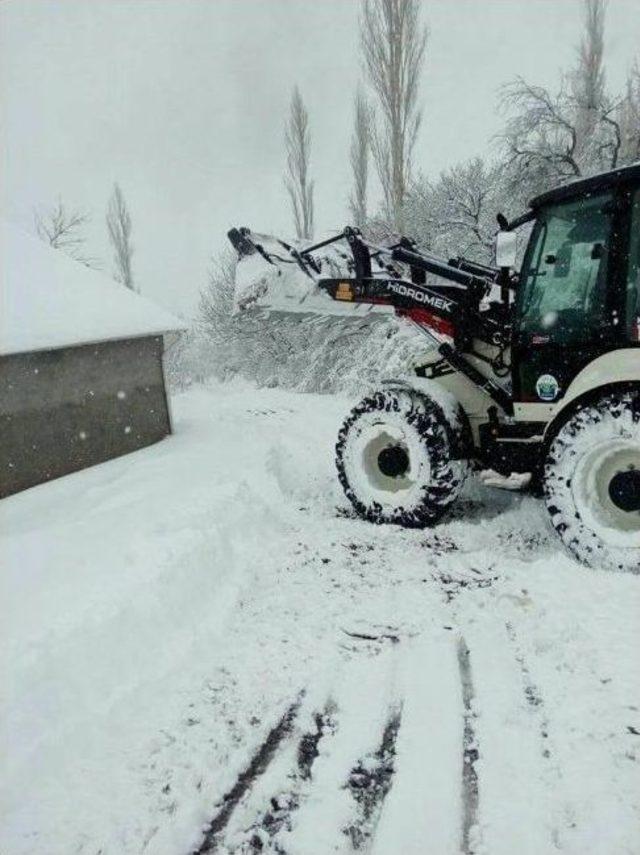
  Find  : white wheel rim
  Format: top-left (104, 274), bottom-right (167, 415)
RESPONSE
top-left (343, 412), bottom-right (430, 511)
top-left (572, 439), bottom-right (640, 547)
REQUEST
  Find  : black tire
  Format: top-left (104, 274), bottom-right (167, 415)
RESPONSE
top-left (544, 390), bottom-right (640, 572)
top-left (335, 387), bottom-right (467, 527)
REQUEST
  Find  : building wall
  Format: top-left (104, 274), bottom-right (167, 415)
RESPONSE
top-left (0, 335), bottom-right (171, 499)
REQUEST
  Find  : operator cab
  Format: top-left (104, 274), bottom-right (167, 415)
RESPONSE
top-left (500, 163), bottom-right (640, 403)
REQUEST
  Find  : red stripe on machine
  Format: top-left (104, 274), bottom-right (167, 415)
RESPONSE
top-left (399, 307), bottom-right (455, 338)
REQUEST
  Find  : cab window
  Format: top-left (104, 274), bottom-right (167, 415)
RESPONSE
top-left (518, 192), bottom-right (613, 345)
top-left (627, 188), bottom-right (640, 339)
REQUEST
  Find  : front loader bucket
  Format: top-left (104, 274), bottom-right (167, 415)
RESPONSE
top-left (230, 228), bottom-right (394, 321)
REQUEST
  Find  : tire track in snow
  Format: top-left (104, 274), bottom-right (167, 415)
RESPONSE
top-left (193, 695), bottom-right (303, 854)
top-left (503, 619), bottom-right (569, 850)
top-left (343, 707), bottom-right (402, 850)
top-left (223, 700), bottom-right (338, 853)
top-left (370, 633), bottom-right (464, 854)
top-left (205, 639), bottom-right (402, 855)
top-left (457, 636), bottom-right (480, 855)
top-left (504, 621), bottom-right (553, 759)
top-left (279, 642), bottom-right (402, 855)
top-left (222, 701), bottom-right (402, 855)
top-left (297, 703), bottom-right (338, 781)
top-left (460, 614), bottom-right (568, 855)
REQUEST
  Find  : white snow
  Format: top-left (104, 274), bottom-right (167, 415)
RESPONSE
top-left (0, 222), bottom-right (185, 356)
top-left (233, 235), bottom-right (394, 320)
top-left (479, 468), bottom-right (532, 490)
top-left (1, 382), bottom-right (639, 854)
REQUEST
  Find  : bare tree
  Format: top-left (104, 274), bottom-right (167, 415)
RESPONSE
top-left (501, 75), bottom-right (628, 191)
top-left (349, 88), bottom-right (372, 228)
top-left (501, 77), bottom-right (583, 185)
top-left (34, 199), bottom-right (97, 267)
top-left (106, 183), bottom-right (135, 290)
top-left (404, 158), bottom-right (517, 264)
top-left (284, 86), bottom-right (314, 240)
top-left (361, 0), bottom-right (428, 230)
top-left (572, 0), bottom-right (606, 159)
top-left (619, 60), bottom-right (640, 164)
top-left (500, 0), bottom-right (633, 190)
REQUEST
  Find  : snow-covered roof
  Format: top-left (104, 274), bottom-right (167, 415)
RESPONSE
top-left (0, 222), bottom-right (186, 357)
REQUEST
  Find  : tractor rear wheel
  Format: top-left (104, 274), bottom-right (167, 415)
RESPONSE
top-left (543, 390), bottom-right (640, 572)
top-left (335, 387), bottom-right (467, 527)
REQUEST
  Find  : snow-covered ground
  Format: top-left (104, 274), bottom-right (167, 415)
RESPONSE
top-left (1, 382), bottom-right (639, 855)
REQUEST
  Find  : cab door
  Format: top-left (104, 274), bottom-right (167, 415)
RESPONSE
top-left (512, 190), bottom-right (621, 404)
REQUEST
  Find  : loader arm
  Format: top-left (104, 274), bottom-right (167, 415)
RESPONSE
top-left (227, 225), bottom-right (515, 412)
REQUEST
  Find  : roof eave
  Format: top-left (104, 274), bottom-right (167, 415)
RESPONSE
top-left (0, 327), bottom-right (186, 359)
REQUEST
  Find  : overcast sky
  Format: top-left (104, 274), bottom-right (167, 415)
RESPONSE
top-left (2, 0), bottom-right (639, 317)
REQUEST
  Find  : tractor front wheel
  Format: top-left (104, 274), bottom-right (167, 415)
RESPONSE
top-left (543, 390), bottom-right (640, 572)
top-left (335, 387), bottom-right (466, 527)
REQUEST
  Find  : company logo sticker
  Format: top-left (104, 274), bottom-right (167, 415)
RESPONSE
top-left (536, 374), bottom-right (560, 402)
top-left (385, 280), bottom-right (453, 313)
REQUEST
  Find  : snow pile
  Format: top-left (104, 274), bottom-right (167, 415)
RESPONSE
top-left (234, 254), bottom-right (335, 316)
top-left (233, 233), bottom-right (393, 321)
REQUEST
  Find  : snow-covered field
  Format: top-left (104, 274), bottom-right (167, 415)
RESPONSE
top-left (1, 382), bottom-right (639, 855)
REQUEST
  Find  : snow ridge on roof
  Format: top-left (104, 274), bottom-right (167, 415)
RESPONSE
top-left (1, 222), bottom-right (186, 357)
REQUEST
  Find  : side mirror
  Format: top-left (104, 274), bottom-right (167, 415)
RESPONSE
top-left (495, 231), bottom-right (517, 269)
